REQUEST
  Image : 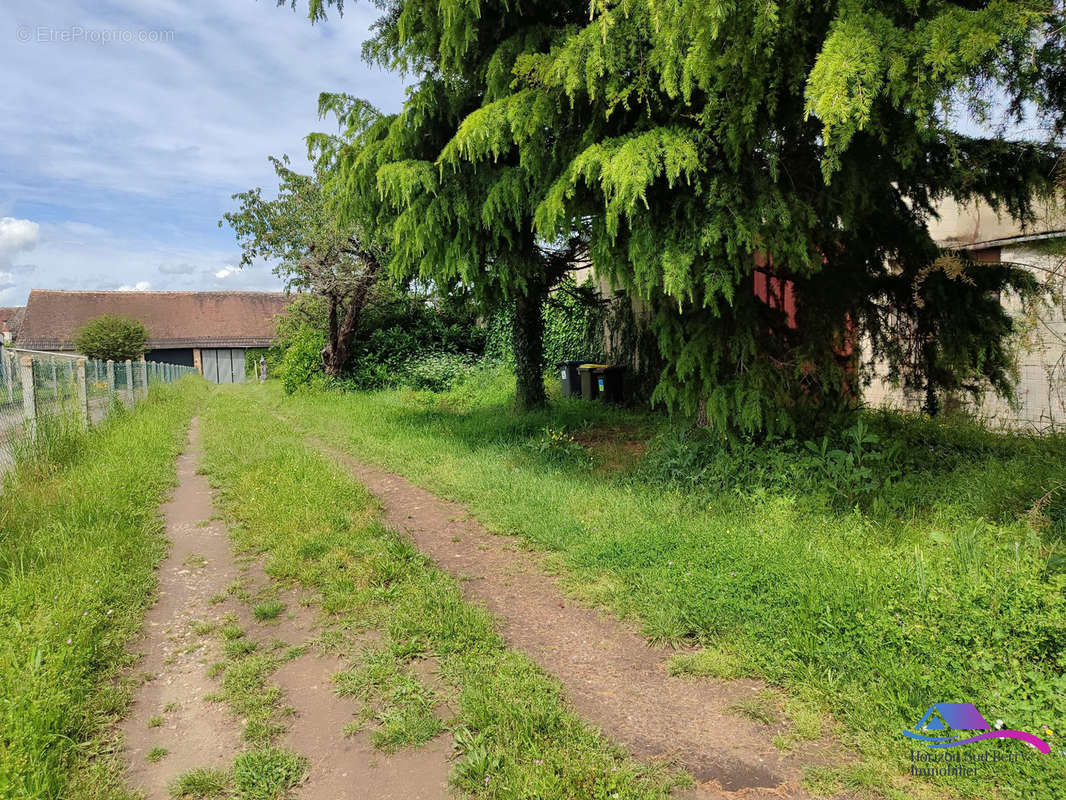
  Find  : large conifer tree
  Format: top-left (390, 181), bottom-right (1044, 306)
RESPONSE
top-left (296, 0), bottom-right (1062, 429)
top-left (518, 1), bottom-right (1060, 431)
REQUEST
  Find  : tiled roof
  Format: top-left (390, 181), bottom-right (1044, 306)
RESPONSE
top-left (0, 306), bottom-right (25, 338)
top-left (18, 290), bottom-right (288, 350)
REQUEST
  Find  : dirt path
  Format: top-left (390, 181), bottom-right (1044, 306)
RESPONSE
top-left (313, 441), bottom-right (848, 800)
top-left (120, 418), bottom-right (245, 797)
top-left (121, 420), bottom-right (452, 799)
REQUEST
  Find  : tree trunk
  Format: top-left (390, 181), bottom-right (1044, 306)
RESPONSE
top-left (322, 294), bottom-right (344, 377)
top-left (512, 282), bottom-right (548, 410)
top-left (321, 259), bottom-right (382, 378)
top-left (921, 336), bottom-right (939, 417)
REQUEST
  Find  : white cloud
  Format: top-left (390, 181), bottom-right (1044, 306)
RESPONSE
top-left (118, 280), bottom-right (152, 291)
top-left (0, 1), bottom-right (405, 201)
top-left (158, 262), bottom-right (197, 275)
top-left (0, 220), bottom-right (282, 302)
top-left (0, 217), bottom-right (40, 259)
top-left (0, 218), bottom-right (39, 303)
top-left (0, 0), bottom-right (404, 305)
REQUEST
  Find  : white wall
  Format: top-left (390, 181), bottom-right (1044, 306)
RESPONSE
top-left (862, 243), bottom-right (1066, 431)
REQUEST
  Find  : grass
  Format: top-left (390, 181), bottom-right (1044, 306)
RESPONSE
top-left (231, 747), bottom-right (308, 800)
top-left (233, 373), bottom-right (1066, 800)
top-left (169, 767), bottom-right (229, 798)
top-left (668, 646), bottom-right (744, 679)
top-left (199, 389), bottom-right (685, 799)
top-left (8, 407), bottom-right (90, 477)
top-left (728, 689), bottom-right (779, 726)
top-left (168, 748), bottom-right (307, 800)
top-left (252, 600), bottom-right (285, 622)
top-left (209, 621), bottom-right (289, 745)
top-left (332, 646), bottom-right (446, 752)
top-left (146, 747), bottom-right (169, 763)
top-left (0, 377), bottom-right (206, 800)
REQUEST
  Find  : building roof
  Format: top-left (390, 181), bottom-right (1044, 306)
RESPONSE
top-left (0, 306), bottom-right (25, 338)
top-left (17, 290), bottom-right (288, 351)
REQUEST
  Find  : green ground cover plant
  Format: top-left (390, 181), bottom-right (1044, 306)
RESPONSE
top-left (0, 378), bottom-right (206, 800)
top-left (168, 747), bottom-right (308, 800)
top-left (242, 374), bottom-right (1066, 800)
top-left (203, 606), bottom-right (307, 747)
top-left (199, 389), bottom-right (683, 799)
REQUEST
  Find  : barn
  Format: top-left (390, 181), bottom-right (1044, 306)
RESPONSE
top-left (15, 290), bottom-right (288, 384)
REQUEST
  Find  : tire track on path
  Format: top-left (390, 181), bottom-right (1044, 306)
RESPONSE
top-left (306, 435), bottom-right (851, 800)
top-left (121, 418), bottom-right (244, 798)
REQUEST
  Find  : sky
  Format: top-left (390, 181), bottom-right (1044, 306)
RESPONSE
top-left (0, 0), bottom-right (406, 306)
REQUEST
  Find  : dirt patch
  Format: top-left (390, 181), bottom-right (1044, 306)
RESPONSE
top-left (573, 427), bottom-right (648, 473)
top-left (314, 441), bottom-right (849, 800)
top-left (274, 653), bottom-right (452, 800)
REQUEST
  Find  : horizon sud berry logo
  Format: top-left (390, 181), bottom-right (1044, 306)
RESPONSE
top-left (903, 702), bottom-right (1055, 778)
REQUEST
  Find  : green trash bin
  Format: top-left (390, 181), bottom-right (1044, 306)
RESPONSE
top-left (578, 364), bottom-right (607, 401)
top-left (594, 366), bottom-right (626, 404)
top-left (556, 360), bottom-right (585, 398)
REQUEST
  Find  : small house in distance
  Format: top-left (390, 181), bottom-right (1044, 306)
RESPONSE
top-left (0, 306), bottom-right (24, 344)
top-left (17, 290), bottom-right (287, 384)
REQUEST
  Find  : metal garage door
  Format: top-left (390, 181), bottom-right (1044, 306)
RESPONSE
top-left (200, 349), bottom-right (245, 384)
top-left (227, 349), bottom-right (245, 383)
top-left (201, 349), bottom-right (217, 383)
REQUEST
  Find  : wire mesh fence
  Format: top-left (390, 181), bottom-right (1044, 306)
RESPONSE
top-left (0, 349), bottom-right (197, 473)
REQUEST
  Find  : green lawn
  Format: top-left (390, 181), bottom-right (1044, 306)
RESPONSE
top-left (232, 374), bottom-right (1066, 800)
top-left (199, 389), bottom-right (682, 799)
top-left (0, 378), bottom-right (206, 800)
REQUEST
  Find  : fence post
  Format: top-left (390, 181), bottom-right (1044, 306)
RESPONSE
top-left (106, 359), bottom-right (116, 405)
top-left (65, 360), bottom-right (75, 405)
top-left (4, 349), bottom-right (13, 404)
top-left (19, 355), bottom-right (36, 435)
top-left (76, 358), bottom-right (90, 427)
top-left (124, 360), bottom-right (135, 405)
top-left (139, 358), bottom-right (148, 399)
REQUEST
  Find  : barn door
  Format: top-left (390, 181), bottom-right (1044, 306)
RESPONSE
top-left (230, 349), bottom-right (246, 383)
top-left (216, 349), bottom-right (233, 384)
top-left (202, 349), bottom-right (218, 384)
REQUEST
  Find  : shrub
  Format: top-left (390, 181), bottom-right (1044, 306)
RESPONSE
top-left (401, 352), bottom-right (477, 392)
top-left (522, 425), bottom-right (589, 466)
top-left (71, 314), bottom-right (149, 362)
top-left (639, 417), bottom-right (905, 508)
top-left (270, 287), bottom-right (486, 391)
top-left (277, 326), bottom-right (326, 394)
